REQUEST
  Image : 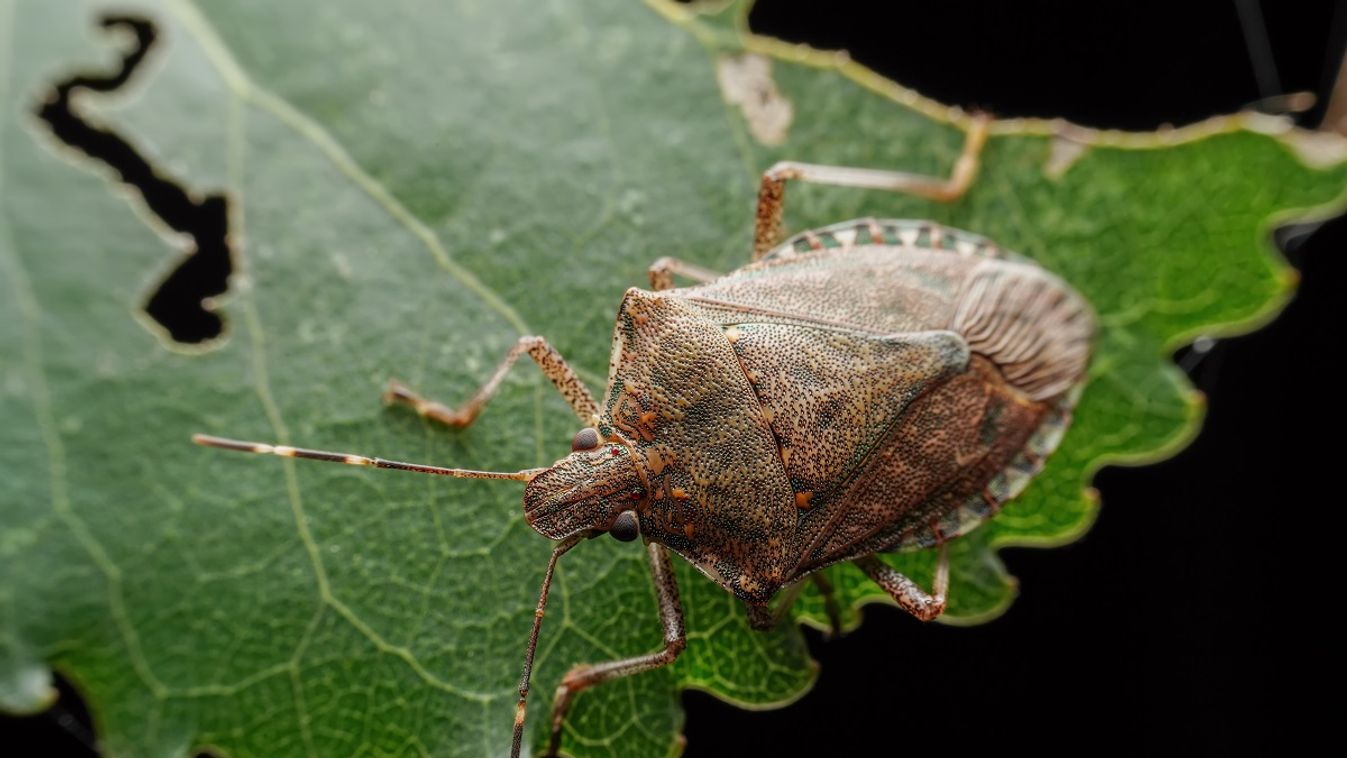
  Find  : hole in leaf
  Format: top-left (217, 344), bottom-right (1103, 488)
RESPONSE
top-left (34, 15), bottom-right (234, 347)
top-left (0, 669), bottom-right (221, 756)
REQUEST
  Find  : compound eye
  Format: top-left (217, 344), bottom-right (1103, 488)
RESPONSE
top-left (610, 511), bottom-right (640, 542)
top-left (571, 427), bottom-right (600, 452)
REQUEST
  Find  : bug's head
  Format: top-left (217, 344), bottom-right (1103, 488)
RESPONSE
top-left (523, 427), bottom-right (646, 541)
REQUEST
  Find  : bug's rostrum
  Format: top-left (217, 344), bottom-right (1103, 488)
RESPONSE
top-left (524, 443), bottom-right (646, 539)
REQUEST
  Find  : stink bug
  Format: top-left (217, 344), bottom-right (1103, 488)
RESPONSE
top-left (194, 116), bottom-right (1094, 757)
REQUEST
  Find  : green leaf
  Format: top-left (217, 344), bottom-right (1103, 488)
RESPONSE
top-left (2, 0), bottom-right (1343, 755)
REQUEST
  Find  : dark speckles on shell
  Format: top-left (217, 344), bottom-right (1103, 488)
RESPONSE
top-left (598, 219), bottom-right (1093, 602)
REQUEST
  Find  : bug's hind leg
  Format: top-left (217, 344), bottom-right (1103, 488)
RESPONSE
top-left (647, 257), bottom-right (721, 291)
top-left (385, 336), bottom-right (599, 429)
top-left (744, 574), bottom-right (843, 635)
top-left (743, 578), bottom-right (809, 631)
top-left (753, 114), bottom-right (990, 260)
top-left (544, 543), bottom-right (685, 757)
top-left (854, 544), bottom-right (950, 622)
top-left (745, 603), bottom-right (774, 630)
top-left (811, 572), bottom-right (844, 638)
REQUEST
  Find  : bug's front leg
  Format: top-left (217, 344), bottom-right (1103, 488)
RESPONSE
top-left (753, 114), bottom-right (991, 259)
top-left (384, 335), bottom-right (599, 429)
top-left (544, 542), bottom-right (685, 757)
top-left (647, 257), bottom-right (721, 291)
top-left (854, 544), bottom-right (950, 622)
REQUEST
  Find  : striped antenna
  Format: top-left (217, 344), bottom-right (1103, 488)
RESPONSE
top-left (192, 434), bottom-right (545, 482)
top-left (197, 431), bottom-right (586, 755)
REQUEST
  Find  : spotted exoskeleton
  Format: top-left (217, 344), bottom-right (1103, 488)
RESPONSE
top-left (195, 116), bottom-right (1094, 757)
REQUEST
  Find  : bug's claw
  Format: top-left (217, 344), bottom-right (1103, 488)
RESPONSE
top-left (382, 378), bottom-right (475, 427)
top-left (382, 378), bottom-right (413, 405)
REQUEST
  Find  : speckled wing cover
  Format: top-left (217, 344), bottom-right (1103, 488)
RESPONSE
top-left (599, 219), bottom-right (1093, 603)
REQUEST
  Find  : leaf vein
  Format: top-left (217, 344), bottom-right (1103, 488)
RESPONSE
top-left (166, 0), bottom-right (532, 339)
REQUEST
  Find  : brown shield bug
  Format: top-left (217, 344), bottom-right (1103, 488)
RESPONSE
top-left (194, 116), bottom-right (1094, 757)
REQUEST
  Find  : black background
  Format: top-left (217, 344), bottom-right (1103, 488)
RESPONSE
top-left (6, 1), bottom-right (1345, 755)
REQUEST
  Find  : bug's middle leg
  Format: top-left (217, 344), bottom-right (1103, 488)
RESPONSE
top-left (647, 257), bottom-right (721, 291)
top-left (854, 544), bottom-right (950, 622)
top-left (544, 542), bottom-right (685, 757)
top-left (753, 114), bottom-right (991, 259)
top-left (385, 335), bottom-right (599, 429)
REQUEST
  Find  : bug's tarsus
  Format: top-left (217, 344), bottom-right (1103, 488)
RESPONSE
top-left (1246, 91), bottom-right (1316, 116)
top-left (385, 335), bottom-right (600, 429)
top-left (511, 532), bottom-right (586, 758)
top-left (543, 542), bottom-right (686, 757)
top-left (854, 544), bottom-right (950, 622)
top-left (647, 256), bottom-right (722, 291)
top-left (752, 113), bottom-right (992, 259)
top-left (383, 379), bottom-right (470, 427)
top-left (191, 434), bottom-right (543, 481)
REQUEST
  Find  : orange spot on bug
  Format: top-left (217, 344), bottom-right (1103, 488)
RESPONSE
top-left (683, 523), bottom-right (695, 539)
top-left (645, 448), bottom-right (666, 474)
top-left (795, 491), bottom-right (814, 510)
top-left (625, 300), bottom-right (649, 326)
top-left (671, 487), bottom-right (688, 500)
